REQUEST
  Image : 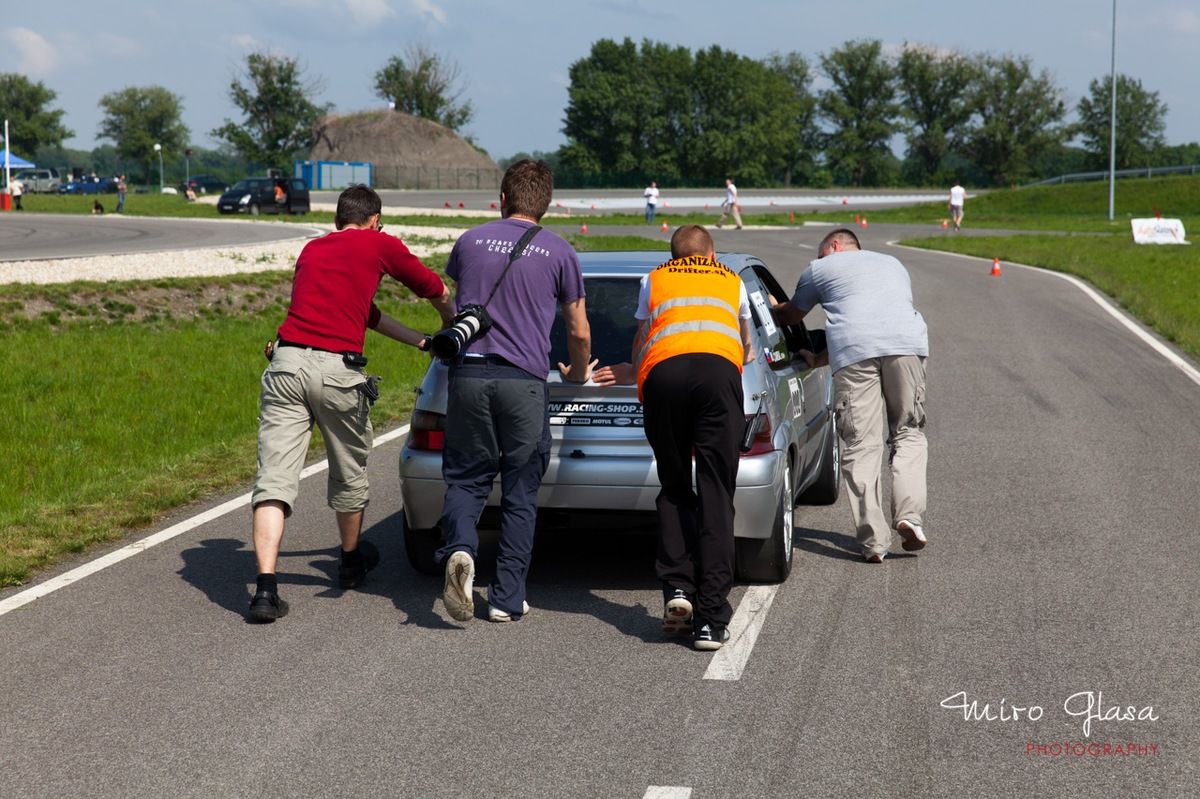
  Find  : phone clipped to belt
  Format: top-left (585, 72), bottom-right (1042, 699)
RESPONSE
top-left (343, 352), bottom-right (368, 369)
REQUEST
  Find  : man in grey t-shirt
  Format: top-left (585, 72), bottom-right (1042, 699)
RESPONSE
top-left (774, 228), bottom-right (930, 562)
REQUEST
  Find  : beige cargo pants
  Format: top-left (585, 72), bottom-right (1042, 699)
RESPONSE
top-left (833, 355), bottom-right (927, 557)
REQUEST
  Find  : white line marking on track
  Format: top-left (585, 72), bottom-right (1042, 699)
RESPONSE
top-left (0, 425), bottom-right (411, 618)
top-left (644, 787), bottom-right (693, 799)
top-left (890, 241), bottom-right (1200, 388)
top-left (703, 584), bottom-right (780, 681)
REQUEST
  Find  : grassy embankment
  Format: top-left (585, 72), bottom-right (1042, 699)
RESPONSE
top-left (0, 236), bottom-right (664, 587)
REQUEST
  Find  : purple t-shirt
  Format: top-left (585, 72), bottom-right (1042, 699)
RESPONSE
top-left (447, 218), bottom-right (585, 380)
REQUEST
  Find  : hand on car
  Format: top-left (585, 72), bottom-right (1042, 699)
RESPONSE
top-left (591, 362), bottom-right (636, 386)
top-left (558, 358), bottom-right (599, 384)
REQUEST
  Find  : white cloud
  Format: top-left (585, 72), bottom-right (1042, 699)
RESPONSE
top-left (409, 0), bottom-right (447, 25)
top-left (4, 27), bottom-right (58, 75)
top-left (1169, 8), bottom-right (1200, 33)
top-left (346, 0), bottom-right (396, 26)
top-left (226, 33), bottom-right (266, 51)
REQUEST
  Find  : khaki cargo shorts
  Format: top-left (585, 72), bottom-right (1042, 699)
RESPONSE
top-left (251, 345), bottom-right (373, 516)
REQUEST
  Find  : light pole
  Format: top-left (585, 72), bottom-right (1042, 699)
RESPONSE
top-left (1107, 0), bottom-right (1117, 222)
top-left (154, 143), bottom-right (163, 193)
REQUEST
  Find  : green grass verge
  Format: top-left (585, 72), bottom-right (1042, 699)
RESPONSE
top-left (902, 234), bottom-right (1200, 359)
top-left (0, 271), bottom-right (443, 587)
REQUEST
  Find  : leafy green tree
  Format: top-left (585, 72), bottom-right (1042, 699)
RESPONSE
top-left (763, 52), bottom-right (819, 186)
top-left (818, 39), bottom-right (902, 186)
top-left (896, 45), bottom-right (977, 184)
top-left (97, 86), bottom-right (189, 182)
top-left (964, 55), bottom-right (1067, 186)
top-left (0, 73), bottom-right (73, 155)
top-left (1076, 74), bottom-right (1167, 170)
top-left (374, 44), bottom-right (473, 131)
top-left (211, 53), bottom-right (329, 172)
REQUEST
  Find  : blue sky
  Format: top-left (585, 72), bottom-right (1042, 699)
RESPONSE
top-left (3, 1), bottom-right (1198, 162)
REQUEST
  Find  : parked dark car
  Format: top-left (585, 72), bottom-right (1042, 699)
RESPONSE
top-left (217, 177), bottom-right (310, 215)
top-left (179, 175), bottom-right (229, 195)
top-left (58, 176), bottom-right (117, 194)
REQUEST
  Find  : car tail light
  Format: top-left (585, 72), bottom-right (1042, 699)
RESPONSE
top-left (409, 410), bottom-right (445, 451)
top-left (741, 412), bottom-right (774, 457)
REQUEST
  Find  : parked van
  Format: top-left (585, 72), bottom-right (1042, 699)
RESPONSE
top-left (13, 168), bottom-right (62, 193)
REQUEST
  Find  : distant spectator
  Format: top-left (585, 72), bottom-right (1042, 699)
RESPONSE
top-left (10, 177), bottom-right (24, 211)
top-left (644, 180), bottom-right (659, 223)
top-left (274, 181), bottom-right (287, 209)
top-left (185, 186), bottom-right (197, 202)
top-left (716, 178), bottom-right (742, 230)
top-left (91, 200), bottom-right (105, 215)
top-left (949, 182), bottom-right (966, 231)
top-left (115, 175), bottom-right (127, 213)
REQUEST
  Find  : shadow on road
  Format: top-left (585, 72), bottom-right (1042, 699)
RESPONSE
top-left (793, 526), bottom-right (862, 561)
top-left (176, 537), bottom-right (333, 621)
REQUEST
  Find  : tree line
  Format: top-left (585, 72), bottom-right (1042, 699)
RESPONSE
top-left (2, 38), bottom-right (1196, 189)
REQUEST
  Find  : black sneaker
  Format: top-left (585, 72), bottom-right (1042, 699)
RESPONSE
top-left (248, 590), bottom-right (289, 623)
top-left (338, 540), bottom-right (380, 589)
top-left (662, 588), bottom-right (693, 636)
top-left (693, 622), bottom-right (730, 651)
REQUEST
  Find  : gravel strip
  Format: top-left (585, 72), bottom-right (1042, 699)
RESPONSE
top-left (0, 225), bottom-right (465, 286)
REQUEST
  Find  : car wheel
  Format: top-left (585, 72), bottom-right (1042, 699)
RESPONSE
top-left (799, 412), bottom-right (841, 505)
top-left (249, 203), bottom-right (260, 216)
top-left (735, 457), bottom-right (794, 583)
top-left (401, 513), bottom-right (443, 576)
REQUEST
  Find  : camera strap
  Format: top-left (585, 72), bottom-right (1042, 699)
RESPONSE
top-left (481, 224), bottom-right (542, 309)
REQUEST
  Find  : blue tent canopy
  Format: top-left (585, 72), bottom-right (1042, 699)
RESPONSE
top-left (0, 150), bottom-right (35, 168)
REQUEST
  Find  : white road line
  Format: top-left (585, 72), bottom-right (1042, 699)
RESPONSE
top-left (703, 584), bottom-right (780, 681)
top-left (0, 425), bottom-right (411, 618)
top-left (644, 787), bottom-right (693, 799)
top-left (890, 241), bottom-right (1200, 388)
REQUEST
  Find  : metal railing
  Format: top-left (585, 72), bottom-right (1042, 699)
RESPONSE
top-left (1024, 163), bottom-right (1200, 187)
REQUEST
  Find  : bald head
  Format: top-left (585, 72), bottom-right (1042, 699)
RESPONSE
top-left (670, 224), bottom-right (715, 259)
top-left (817, 228), bottom-right (862, 258)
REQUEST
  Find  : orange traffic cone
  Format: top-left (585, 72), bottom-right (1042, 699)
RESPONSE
top-left (860, 216), bottom-right (868, 229)
top-left (854, 213), bottom-right (860, 224)
top-left (458, 202), bottom-right (465, 209)
top-left (842, 197), bottom-right (848, 205)
top-left (660, 221), bottom-right (668, 232)
top-left (788, 211), bottom-right (795, 223)
top-left (489, 202), bottom-right (497, 209)
top-left (990, 258), bottom-right (1002, 277)
top-left (580, 223), bottom-right (588, 235)
top-left (941, 219), bottom-right (948, 229)
top-left (443, 201), bottom-right (451, 208)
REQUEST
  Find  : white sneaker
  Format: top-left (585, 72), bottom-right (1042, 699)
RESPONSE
top-left (896, 520), bottom-right (928, 552)
top-left (487, 601), bottom-right (531, 623)
top-left (443, 551), bottom-right (475, 621)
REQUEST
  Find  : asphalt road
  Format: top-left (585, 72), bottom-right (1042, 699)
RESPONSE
top-left (1, 225), bottom-right (1197, 798)
top-left (0, 213), bottom-right (322, 262)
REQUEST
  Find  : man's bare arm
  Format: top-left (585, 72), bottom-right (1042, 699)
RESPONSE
top-left (556, 298), bottom-right (597, 383)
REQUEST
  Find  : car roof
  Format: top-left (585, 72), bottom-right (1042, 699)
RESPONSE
top-left (577, 250), bottom-right (760, 278)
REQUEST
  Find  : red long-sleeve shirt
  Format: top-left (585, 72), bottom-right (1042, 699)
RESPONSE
top-left (277, 228), bottom-right (445, 353)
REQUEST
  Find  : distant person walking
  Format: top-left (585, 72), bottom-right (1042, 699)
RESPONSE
top-left (716, 178), bottom-right (742, 230)
top-left (644, 180), bottom-right (659, 223)
top-left (948, 182), bottom-right (965, 231)
top-left (10, 177), bottom-right (23, 211)
top-left (115, 175), bottom-right (127, 213)
top-left (773, 227), bottom-right (930, 563)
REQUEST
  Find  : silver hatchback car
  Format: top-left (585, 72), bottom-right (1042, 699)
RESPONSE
top-left (398, 251), bottom-right (840, 583)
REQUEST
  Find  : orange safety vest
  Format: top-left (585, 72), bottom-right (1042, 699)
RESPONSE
top-left (634, 255), bottom-right (744, 401)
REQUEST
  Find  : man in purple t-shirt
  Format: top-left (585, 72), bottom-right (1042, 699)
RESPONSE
top-left (437, 160), bottom-right (594, 624)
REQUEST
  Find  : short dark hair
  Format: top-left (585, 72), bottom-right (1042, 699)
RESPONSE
top-left (670, 224), bottom-right (714, 258)
top-left (500, 160), bottom-right (554, 221)
top-left (818, 227), bottom-right (861, 254)
top-left (335, 184), bottom-right (382, 229)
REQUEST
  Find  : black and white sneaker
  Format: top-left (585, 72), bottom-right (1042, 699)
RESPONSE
top-left (248, 590), bottom-right (289, 623)
top-left (693, 622), bottom-right (730, 651)
top-left (896, 520), bottom-right (928, 552)
top-left (338, 540), bottom-right (381, 589)
top-left (662, 589), bottom-right (693, 636)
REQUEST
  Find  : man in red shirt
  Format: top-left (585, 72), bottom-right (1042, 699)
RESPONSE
top-left (248, 185), bottom-right (455, 622)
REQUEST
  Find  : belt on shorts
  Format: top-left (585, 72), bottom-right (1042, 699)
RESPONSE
top-left (459, 353), bottom-right (514, 367)
top-left (277, 337), bottom-right (363, 359)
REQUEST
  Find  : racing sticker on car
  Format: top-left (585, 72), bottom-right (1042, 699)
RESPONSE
top-left (547, 401), bottom-right (643, 427)
top-left (749, 290), bottom-right (779, 339)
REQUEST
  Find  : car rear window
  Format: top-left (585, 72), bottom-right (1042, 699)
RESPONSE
top-left (548, 277), bottom-right (640, 370)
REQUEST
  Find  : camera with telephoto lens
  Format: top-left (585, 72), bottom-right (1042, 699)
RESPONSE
top-left (431, 304), bottom-right (493, 359)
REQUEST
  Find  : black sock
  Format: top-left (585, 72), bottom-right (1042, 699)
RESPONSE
top-left (342, 547), bottom-right (362, 566)
top-left (256, 573), bottom-right (278, 594)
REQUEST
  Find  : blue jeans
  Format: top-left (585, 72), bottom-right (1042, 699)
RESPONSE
top-left (645, 203), bottom-right (656, 223)
top-left (116, 191), bottom-right (126, 213)
top-left (437, 360), bottom-right (550, 615)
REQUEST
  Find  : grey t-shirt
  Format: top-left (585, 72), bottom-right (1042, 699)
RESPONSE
top-left (790, 249), bottom-right (928, 373)
top-left (447, 218), bottom-right (585, 380)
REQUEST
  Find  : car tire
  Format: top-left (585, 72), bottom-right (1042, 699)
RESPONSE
top-left (735, 457), bottom-right (794, 583)
top-left (799, 413), bottom-right (841, 505)
top-left (249, 203), bottom-right (260, 216)
top-left (401, 514), bottom-right (443, 576)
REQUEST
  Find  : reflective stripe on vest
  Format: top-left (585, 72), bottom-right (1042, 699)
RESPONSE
top-left (634, 258), bottom-right (744, 400)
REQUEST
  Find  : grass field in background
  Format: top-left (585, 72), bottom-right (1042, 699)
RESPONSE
top-left (902, 234), bottom-right (1200, 359)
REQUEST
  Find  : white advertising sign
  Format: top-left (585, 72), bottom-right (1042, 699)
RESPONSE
top-left (1130, 218), bottom-right (1189, 245)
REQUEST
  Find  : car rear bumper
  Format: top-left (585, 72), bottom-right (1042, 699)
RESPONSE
top-left (399, 445), bottom-right (783, 540)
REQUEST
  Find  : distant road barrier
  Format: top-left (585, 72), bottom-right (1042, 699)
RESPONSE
top-left (1024, 163), bottom-right (1200, 188)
